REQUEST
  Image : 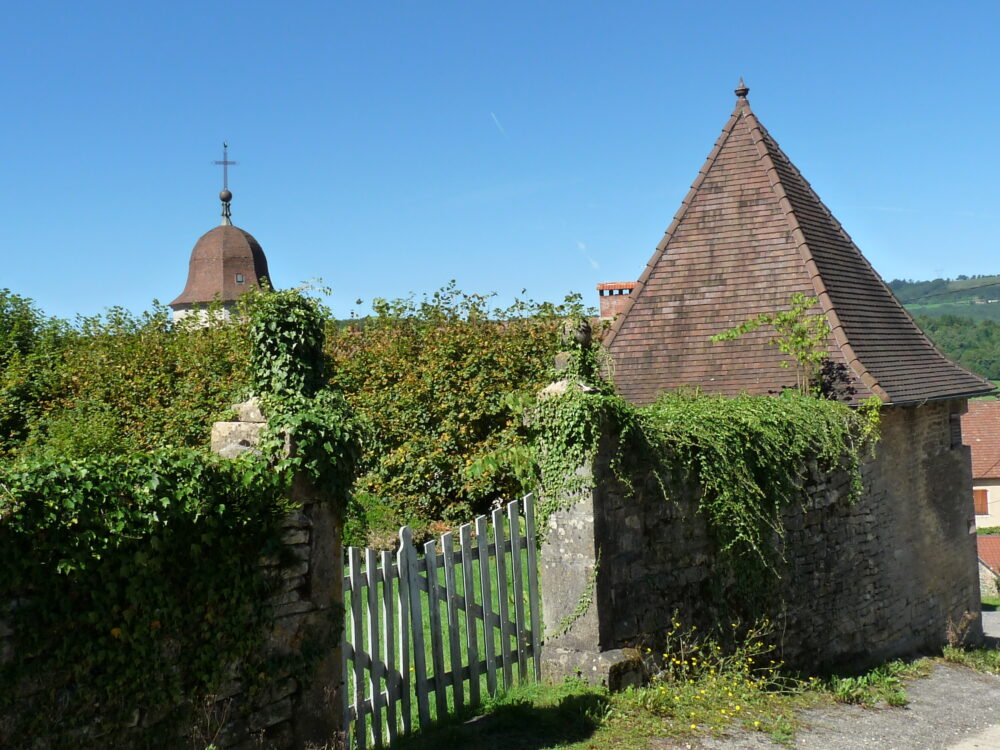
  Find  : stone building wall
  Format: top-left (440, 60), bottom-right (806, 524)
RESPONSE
top-left (542, 398), bottom-right (982, 681)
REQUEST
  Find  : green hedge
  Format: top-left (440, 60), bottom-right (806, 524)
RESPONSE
top-left (0, 450), bottom-right (291, 747)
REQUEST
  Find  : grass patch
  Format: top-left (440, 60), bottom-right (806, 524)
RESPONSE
top-left (389, 680), bottom-right (613, 750)
top-left (943, 644), bottom-right (1000, 674)
top-left (976, 527), bottom-right (1000, 535)
top-left (983, 596), bottom-right (1000, 611)
top-left (377, 619), bottom-right (935, 749)
top-left (823, 660), bottom-right (929, 708)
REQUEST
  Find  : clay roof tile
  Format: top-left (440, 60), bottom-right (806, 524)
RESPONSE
top-left (604, 86), bottom-right (995, 405)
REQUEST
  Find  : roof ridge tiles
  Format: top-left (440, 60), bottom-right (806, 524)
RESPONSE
top-left (740, 104), bottom-right (890, 402)
top-left (604, 102), bottom-right (747, 351)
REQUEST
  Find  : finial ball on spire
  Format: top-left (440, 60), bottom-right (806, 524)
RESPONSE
top-left (220, 189), bottom-right (233, 203)
top-left (735, 77), bottom-right (749, 98)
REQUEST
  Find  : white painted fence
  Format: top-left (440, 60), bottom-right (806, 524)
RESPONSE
top-left (342, 495), bottom-right (541, 749)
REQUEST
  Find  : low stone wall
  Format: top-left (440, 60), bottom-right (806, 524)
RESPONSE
top-left (542, 398), bottom-right (982, 682)
top-left (205, 500), bottom-right (342, 750)
top-left (0, 404), bottom-right (344, 749)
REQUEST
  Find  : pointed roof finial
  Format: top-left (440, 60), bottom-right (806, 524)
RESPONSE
top-left (220, 189), bottom-right (233, 226)
top-left (735, 77), bottom-right (749, 99)
top-left (213, 142), bottom-right (237, 226)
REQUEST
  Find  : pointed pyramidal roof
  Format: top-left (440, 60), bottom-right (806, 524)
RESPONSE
top-left (604, 80), bottom-right (994, 406)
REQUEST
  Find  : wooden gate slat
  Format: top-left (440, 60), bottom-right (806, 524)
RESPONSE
top-left (442, 531), bottom-right (464, 711)
top-left (365, 549), bottom-right (383, 748)
top-left (492, 507), bottom-right (513, 690)
top-left (508, 499), bottom-right (529, 682)
top-left (380, 549), bottom-right (398, 744)
top-left (402, 527), bottom-right (429, 730)
top-left (475, 514), bottom-right (498, 695)
top-left (424, 538), bottom-right (448, 719)
top-left (524, 494), bottom-right (542, 680)
top-left (348, 547), bottom-right (366, 750)
top-left (460, 522), bottom-right (480, 706)
top-left (396, 527), bottom-right (413, 736)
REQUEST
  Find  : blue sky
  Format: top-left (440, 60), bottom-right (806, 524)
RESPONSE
top-left (2, 1), bottom-right (999, 320)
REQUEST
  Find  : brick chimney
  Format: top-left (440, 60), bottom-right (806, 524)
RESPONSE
top-left (597, 282), bottom-right (636, 321)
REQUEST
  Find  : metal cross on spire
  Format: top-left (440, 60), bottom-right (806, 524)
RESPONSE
top-left (213, 142), bottom-right (237, 191)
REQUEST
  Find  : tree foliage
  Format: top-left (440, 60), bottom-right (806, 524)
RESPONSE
top-left (916, 314), bottom-right (1000, 382)
top-left (710, 293), bottom-right (831, 395)
top-left (0, 300), bottom-right (252, 459)
top-left (0, 284), bottom-right (588, 542)
top-left (325, 283), bottom-right (585, 530)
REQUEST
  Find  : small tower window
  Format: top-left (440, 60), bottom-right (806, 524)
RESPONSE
top-left (235, 273), bottom-right (245, 284)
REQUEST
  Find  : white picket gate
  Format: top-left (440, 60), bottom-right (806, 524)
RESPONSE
top-left (342, 495), bottom-right (541, 749)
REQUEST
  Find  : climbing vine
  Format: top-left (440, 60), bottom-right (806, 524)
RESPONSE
top-left (250, 289), bottom-right (362, 506)
top-left (530, 366), bottom-right (882, 579)
top-left (0, 450), bottom-right (290, 747)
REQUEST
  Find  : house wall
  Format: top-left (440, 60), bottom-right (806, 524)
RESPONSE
top-left (979, 558), bottom-right (998, 598)
top-left (974, 479), bottom-right (1000, 528)
top-left (542, 398), bottom-right (982, 679)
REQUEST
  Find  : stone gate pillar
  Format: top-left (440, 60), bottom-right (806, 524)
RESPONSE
top-left (538, 400), bottom-right (643, 691)
top-left (212, 398), bottom-right (345, 749)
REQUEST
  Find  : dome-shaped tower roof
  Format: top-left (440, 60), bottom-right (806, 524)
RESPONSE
top-left (169, 189), bottom-right (271, 312)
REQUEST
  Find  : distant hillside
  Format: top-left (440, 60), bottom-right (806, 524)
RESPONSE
top-left (889, 275), bottom-right (1000, 323)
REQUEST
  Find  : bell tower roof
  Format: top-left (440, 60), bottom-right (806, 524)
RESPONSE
top-left (169, 144), bottom-right (271, 314)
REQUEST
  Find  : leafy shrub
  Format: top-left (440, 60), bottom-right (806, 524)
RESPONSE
top-left (0, 288), bottom-right (362, 747)
top-left (628, 617), bottom-right (802, 740)
top-left (0, 284), bottom-right (589, 541)
top-left (326, 282), bottom-right (585, 530)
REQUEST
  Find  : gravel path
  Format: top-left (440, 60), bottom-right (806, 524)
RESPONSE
top-left (650, 663), bottom-right (1000, 750)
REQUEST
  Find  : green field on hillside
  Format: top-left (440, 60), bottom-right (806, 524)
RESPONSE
top-left (890, 275), bottom-right (1000, 322)
top-left (908, 301), bottom-right (1000, 323)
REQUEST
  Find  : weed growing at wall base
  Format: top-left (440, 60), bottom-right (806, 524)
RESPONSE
top-left (629, 618), bottom-right (803, 740)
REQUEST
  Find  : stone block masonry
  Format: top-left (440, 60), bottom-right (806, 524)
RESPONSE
top-left (541, 398), bottom-right (982, 683)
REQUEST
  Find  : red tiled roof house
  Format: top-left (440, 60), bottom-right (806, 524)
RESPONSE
top-left (963, 401), bottom-right (1000, 529)
top-left (978, 535), bottom-right (1000, 598)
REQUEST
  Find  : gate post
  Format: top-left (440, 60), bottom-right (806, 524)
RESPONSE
top-left (538, 401), bottom-right (644, 691)
top-left (212, 398), bottom-right (345, 749)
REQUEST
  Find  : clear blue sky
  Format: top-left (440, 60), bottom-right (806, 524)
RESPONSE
top-left (2, 1), bottom-right (999, 320)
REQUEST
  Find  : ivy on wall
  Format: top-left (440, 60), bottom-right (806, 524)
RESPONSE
top-left (251, 289), bottom-right (361, 506)
top-left (0, 288), bottom-right (360, 748)
top-left (528, 329), bottom-right (882, 587)
top-left (0, 451), bottom-right (289, 746)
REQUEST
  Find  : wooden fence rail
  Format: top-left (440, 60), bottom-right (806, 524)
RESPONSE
top-left (342, 495), bottom-right (541, 749)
